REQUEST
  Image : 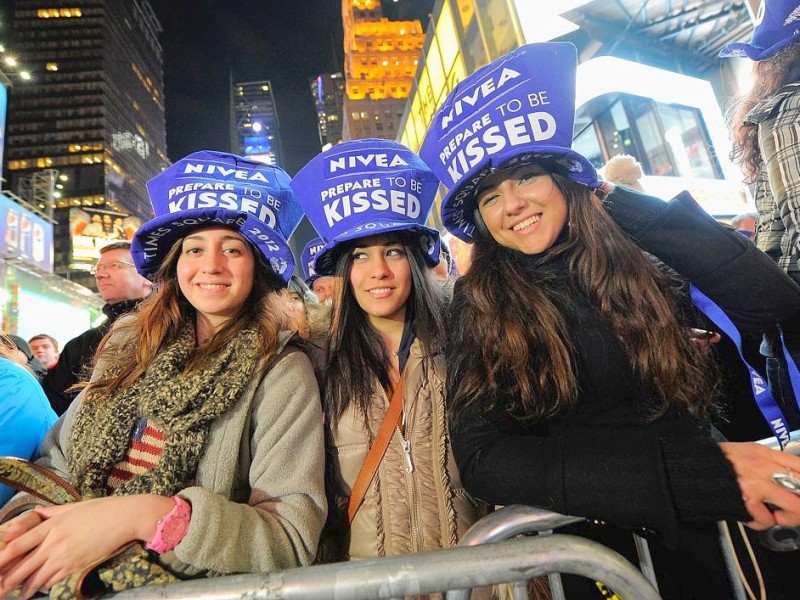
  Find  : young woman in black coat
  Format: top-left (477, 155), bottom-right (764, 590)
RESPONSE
top-left (420, 42), bottom-right (800, 599)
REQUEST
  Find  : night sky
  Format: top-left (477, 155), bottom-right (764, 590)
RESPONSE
top-left (152, 0), bottom-right (434, 176)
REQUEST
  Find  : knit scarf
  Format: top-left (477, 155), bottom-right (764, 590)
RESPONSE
top-left (67, 322), bottom-right (263, 499)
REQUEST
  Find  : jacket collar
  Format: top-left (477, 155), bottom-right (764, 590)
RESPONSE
top-left (102, 297), bottom-right (145, 322)
top-left (746, 83), bottom-right (800, 124)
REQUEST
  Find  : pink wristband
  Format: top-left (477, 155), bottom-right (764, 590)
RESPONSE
top-left (146, 495), bottom-right (191, 554)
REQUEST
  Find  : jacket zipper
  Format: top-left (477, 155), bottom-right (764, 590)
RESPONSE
top-left (399, 390), bottom-right (422, 553)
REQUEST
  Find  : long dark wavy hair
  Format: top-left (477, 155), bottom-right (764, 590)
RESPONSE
top-left (728, 41), bottom-right (800, 182)
top-left (85, 228), bottom-right (287, 399)
top-left (324, 232), bottom-right (446, 427)
top-left (447, 171), bottom-right (719, 423)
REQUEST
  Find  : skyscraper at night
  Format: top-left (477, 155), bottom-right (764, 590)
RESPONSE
top-left (341, 0), bottom-right (425, 141)
top-left (310, 72), bottom-right (345, 150)
top-left (4, 0), bottom-right (169, 281)
top-left (230, 79), bottom-right (283, 167)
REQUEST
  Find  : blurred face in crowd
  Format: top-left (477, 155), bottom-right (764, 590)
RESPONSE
top-left (94, 247), bottom-right (152, 304)
top-left (476, 164), bottom-right (568, 255)
top-left (431, 247), bottom-right (450, 280)
top-left (177, 227), bottom-right (255, 336)
top-left (30, 337), bottom-right (59, 368)
top-left (736, 215), bottom-right (756, 234)
top-left (312, 276), bottom-right (335, 303)
top-left (283, 290), bottom-right (309, 338)
top-left (348, 234), bottom-right (412, 326)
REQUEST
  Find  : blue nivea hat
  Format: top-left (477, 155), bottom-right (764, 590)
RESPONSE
top-left (419, 42), bottom-right (600, 243)
top-left (719, 0), bottom-right (800, 61)
top-left (132, 151), bottom-right (304, 284)
top-left (291, 139), bottom-right (441, 276)
top-left (301, 236), bottom-right (325, 281)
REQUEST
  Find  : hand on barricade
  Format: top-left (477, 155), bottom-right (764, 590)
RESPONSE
top-left (720, 442), bottom-right (800, 530)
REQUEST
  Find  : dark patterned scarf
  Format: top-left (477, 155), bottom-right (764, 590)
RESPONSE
top-left (67, 322), bottom-right (262, 498)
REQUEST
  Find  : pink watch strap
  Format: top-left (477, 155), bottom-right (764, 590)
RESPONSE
top-left (146, 495), bottom-right (191, 554)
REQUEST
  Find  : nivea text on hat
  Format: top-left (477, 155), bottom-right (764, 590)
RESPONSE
top-left (291, 138), bottom-right (442, 275)
top-left (431, 66), bottom-right (562, 191)
top-left (162, 160), bottom-right (286, 228)
top-left (318, 148), bottom-right (422, 228)
top-left (419, 42), bottom-right (600, 243)
top-left (328, 152), bottom-right (410, 171)
top-left (301, 237), bottom-right (325, 280)
top-left (132, 150), bottom-right (304, 284)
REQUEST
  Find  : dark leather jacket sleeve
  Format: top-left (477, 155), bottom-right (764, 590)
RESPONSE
top-left (603, 186), bottom-right (800, 333)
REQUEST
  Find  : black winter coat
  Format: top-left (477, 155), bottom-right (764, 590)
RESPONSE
top-left (448, 187), bottom-right (800, 599)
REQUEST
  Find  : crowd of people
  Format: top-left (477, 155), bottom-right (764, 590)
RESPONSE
top-left (1, 2), bottom-right (800, 598)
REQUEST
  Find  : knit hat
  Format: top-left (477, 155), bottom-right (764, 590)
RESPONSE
top-left (719, 0), bottom-right (800, 61)
top-left (300, 237), bottom-right (325, 281)
top-left (291, 139), bottom-right (441, 275)
top-left (132, 151), bottom-right (304, 284)
top-left (419, 42), bottom-right (600, 243)
top-left (5, 335), bottom-right (33, 361)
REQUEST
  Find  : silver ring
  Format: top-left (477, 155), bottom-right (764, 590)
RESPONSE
top-left (772, 470), bottom-right (800, 494)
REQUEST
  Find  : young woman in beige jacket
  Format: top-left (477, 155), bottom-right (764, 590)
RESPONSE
top-left (292, 139), bottom-right (483, 564)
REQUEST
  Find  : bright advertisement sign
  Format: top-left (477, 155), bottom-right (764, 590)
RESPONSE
top-left (69, 207), bottom-right (141, 270)
top-left (0, 193), bottom-right (54, 272)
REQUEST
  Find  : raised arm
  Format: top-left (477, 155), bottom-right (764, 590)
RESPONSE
top-left (603, 186), bottom-right (800, 332)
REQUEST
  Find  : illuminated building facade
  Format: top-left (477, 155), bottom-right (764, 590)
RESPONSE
top-left (342, 0), bottom-right (425, 141)
top-left (311, 72), bottom-right (345, 150)
top-left (398, 0), bottom-right (751, 247)
top-left (230, 80), bottom-right (282, 167)
top-left (4, 0), bottom-right (169, 281)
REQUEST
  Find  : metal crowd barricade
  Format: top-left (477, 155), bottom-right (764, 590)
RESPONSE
top-left (107, 534), bottom-right (660, 599)
top-left (447, 505), bottom-right (668, 600)
top-left (105, 431), bottom-right (800, 599)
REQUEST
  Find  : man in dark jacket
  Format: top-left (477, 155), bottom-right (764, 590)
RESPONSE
top-left (42, 241), bottom-right (152, 415)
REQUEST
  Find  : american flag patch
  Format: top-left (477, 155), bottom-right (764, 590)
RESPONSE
top-left (107, 418), bottom-right (165, 493)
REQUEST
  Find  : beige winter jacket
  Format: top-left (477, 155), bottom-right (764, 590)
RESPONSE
top-left (328, 339), bottom-right (482, 559)
top-left (1, 328), bottom-right (327, 578)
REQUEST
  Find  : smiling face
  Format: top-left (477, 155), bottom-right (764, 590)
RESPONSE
top-left (177, 227), bottom-right (256, 337)
top-left (476, 164), bottom-right (569, 255)
top-left (348, 234), bottom-right (412, 327)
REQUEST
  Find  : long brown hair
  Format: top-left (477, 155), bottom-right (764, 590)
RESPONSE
top-left (447, 172), bottom-right (718, 423)
top-left (324, 232), bottom-right (446, 426)
top-left (728, 41), bottom-right (800, 181)
top-left (85, 230), bottom-right (287, 399)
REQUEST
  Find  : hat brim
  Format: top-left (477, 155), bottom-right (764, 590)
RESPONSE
top-left (441, 147), bottom-right (599, 243)
top-left (131, 208), bottom-right (296, 284)
top-left (719, 32), bottom-right (800, 61)
top-left (313, 220), bottom-right (441, 276)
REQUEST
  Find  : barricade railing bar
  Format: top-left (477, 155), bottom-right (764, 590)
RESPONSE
top-left (107, 535), bottom-right (660, 600)
top-left (106, 429), bottom-right (800, 599)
